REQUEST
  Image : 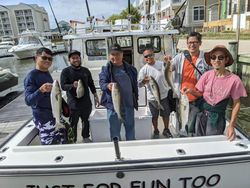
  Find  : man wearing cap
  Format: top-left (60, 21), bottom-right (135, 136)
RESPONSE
top-left (99, 43), bottom-right (138, 141)
top-left (183, 45), bottom-right (247, 141)
top-left (60, 50), bottom-right (99, 143)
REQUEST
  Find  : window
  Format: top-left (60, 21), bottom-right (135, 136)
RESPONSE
top-left (137, 36), bottom-right (161, 54)
top-left (193, 6), bottom-right (204, 21)
top-left (86, 39), bottom-right (107, 61)
top-left (115, 36), bottom-right (132, 48)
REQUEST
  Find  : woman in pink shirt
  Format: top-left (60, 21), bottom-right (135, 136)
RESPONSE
top-left (183, 45), bottom-right (247, 141)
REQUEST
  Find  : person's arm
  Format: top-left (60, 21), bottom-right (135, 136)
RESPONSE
top-left (24, 76), bottom-right (46, 106)
top-left (87, 69), bottom-right (100, 106)
top-left (182, 87), bottom-right (203, 97)
top-left (99, 66), bottom-right (112, 92)
top-left (60, 69), bottom-right (74, 91)
top-left (226, 98), bottom-right (241, 141)
top-left (87, 69), bottom-right (97, 94)
top-left (137, 67), bottom-right (148, 88)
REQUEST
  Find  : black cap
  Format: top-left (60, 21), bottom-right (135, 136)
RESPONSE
top-left (110, 43), bottom-right (123, 53)
top-left (68, 50), bottom-right (81, 59)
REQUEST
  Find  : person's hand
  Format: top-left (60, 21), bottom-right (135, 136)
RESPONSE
top-left (39, 83), bottom-right (53, 93)
top-left (181, 86), bottom-right (190, 94)
top-left (94, 94), bottom-right (100, 107)
top-left (107, 83), bottom-right (114, 91)
top-left (226, 124), bottom-right (236, 141)
top-left (73, 81), bottom-right (78, 88)
top-left (142, 76), bottom-right (150, 85)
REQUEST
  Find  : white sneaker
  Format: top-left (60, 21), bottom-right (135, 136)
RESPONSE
top-left (83, 138), bottom-right (92, 143)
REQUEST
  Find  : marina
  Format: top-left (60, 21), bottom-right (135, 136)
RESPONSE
top-left (0, 0), bottom-right (250, 187)
top-left (0, 31), bottom-right (250, 188)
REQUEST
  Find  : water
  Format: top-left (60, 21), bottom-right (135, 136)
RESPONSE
top-left (0, 54), bottom-right (250, 137)
top-left (0, 53), bottom-right (68, 92)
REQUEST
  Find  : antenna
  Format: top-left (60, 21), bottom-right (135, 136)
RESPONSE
top-left (85, 0), bottom-right (91, 18)
top-left (128, 0), bottom-right (131, 14)
top-left (85, 0), bottom-right (94, 23)
top-left (47, 0), bottom-right (61, 34)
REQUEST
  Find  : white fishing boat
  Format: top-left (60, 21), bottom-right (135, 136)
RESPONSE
top-left (1, 2), bottom-right (250, 187)
top-left (8, 30), bottom-right (52, 60)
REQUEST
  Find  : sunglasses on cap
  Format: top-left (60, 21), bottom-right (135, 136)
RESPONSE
top-left (144, 54), bottom-right (154, 58)
top-left (210, 55), bottom-right (225, 61)
top-left (40, 56), bottom-right (53, 61)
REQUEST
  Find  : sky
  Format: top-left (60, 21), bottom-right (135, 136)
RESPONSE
top-left (0, 0), bottom-right (134, 29)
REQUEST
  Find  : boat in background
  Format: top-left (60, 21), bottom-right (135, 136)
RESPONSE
top-left (8, 30), bottom-right (52, 59)
top-left (0, 67), bottom-right (18, 96)
top-left (0, 36), bottom-right (15, 58)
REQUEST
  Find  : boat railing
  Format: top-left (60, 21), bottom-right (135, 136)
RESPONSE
top-left (70, 22), bottom-right (177, 35)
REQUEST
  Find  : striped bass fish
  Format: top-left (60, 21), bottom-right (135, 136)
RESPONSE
top-left (148, 76), bottom-right (164, 110)
top-left (76, 79), bottom-right (84, 98)
top-left (50, 80), bottom-right (65, 130)
top-left (111, 83), bottom-right (123, 121)
top-left (164, 60), bottom-right (178, 98)
top-left (179, 93), bottom-right (189, 133)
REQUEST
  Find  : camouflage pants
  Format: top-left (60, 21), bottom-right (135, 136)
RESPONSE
top-left (33, 118), bottom-right (67, 145)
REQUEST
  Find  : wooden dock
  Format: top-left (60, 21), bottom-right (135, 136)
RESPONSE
top-left (0, 92), bottom-right (32, 142)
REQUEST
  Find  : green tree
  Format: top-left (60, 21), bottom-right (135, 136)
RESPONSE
top-left (107, 5), bottom-right (141, 24)
top-left (120, 5), bottom-right (141, 24)
top-left (106, 14), bottom-right (121, 24)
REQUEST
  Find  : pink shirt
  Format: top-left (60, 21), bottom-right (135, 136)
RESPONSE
top-left (196, 70), bottom-right (247, 106)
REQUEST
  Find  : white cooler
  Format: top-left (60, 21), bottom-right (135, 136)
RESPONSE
top-left (89, 107), bottom-right (152, 142)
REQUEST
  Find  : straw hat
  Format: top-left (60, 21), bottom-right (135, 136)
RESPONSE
top-left (204, 45), bottom-right (234, 67)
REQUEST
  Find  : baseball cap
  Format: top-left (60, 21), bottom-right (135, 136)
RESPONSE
top-left (110, 43), bottom-right (123, 53)
top-left (68, 50), bottom-right (81, 59)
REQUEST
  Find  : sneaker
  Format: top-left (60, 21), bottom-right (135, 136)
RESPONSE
top-left (162, 128), bottom-right (173, 138)
top-left (153, 129), bottom-right (160, 139)
top-left (83, 137), bottom-right (93, 143)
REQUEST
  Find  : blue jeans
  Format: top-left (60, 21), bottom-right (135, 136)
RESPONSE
top-left (107, 107), bottom-right (135, 141)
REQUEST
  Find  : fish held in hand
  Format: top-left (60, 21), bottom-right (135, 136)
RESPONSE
top-left (76, 79), bottom-right (84, 98)
top-left (148, 76), bottom-right (164, 110)
top-left (111, 83), bottom-right (124, 122)
top-left (164, 61), bottom-right (178, 98)
top-left (50, 80), bottom-right (65, 130)
top-left (179, 93), bottom-right (189, 133)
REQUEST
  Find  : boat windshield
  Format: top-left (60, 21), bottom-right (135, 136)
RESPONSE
top-left (19, 36), bottom-right (40, 45)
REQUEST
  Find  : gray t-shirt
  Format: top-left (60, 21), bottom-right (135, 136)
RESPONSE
top-left (113, 65), bottom-right (133, 107)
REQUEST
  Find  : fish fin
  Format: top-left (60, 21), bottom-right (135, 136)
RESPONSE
top-left (55, 122), bottom-right (65, 131)
top-left (159, 104), bottom-right (164, 110)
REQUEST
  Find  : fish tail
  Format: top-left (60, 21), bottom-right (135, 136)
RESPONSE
top-left (159, 104), bottom-right (164, 110)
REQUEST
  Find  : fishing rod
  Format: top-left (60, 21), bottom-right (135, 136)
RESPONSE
top-left (47, 0), bottom-right (62, 34)
top-left (85, 0), bottom-right (94, 31)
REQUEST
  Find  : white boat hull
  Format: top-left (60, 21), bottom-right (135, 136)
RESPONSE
top-left (8, 45), bottom-right (41, 59)
top-left (1, 160), bottom-right (250, 188)
top-left (0, 119), bottom-right (250, 188)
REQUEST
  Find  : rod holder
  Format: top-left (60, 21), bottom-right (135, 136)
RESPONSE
top-left (113, 137), bottom-right (121, 160)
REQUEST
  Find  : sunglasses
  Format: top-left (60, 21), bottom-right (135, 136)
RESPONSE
top-left (187, 41), bottom-right (199, 45)
top-left (144, 54), bottom-right (154, 58)
top-left (40, 56), bottom-right (53, 61)
top-left (210, 55), bottom-right (225, 61)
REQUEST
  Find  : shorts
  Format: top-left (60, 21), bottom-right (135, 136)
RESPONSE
top-left (148, 97), bottom-right (171, 118)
